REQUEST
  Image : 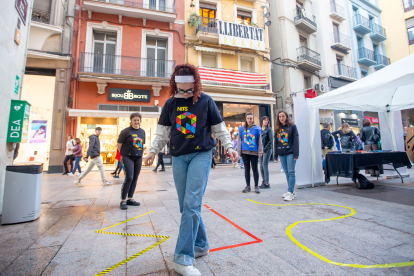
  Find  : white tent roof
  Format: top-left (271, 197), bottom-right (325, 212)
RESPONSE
top-left (310, 53), bottom-right (414, 112)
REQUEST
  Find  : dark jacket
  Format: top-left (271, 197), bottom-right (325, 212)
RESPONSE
top-left (320, 129), bottom-right (334, 149)
top-left (332, 130), bottom-right (357, 149)
top-left (261, 126), bottom-right (274, 153)
top-left (360, 126), bottom-right (381, 145)
top-left (87, 135), bottom-right (101, 158)
top-left (274, 124), bottom-right (299, 159)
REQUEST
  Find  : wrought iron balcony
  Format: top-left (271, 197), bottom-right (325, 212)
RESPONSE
top-left (31, 9), bottom-right (50, 24)
top-left (329, 1), bottom-right (346, 21)
top-left (294, 9), bottom-right (317, 34)
top-left (332, 32), bottom-right (351, 52)
top-left (370, 23), bottom-right (387, 42)
top-left (333, 64), bottom-right (357, 81)
top-left (357, 47), bottom-right (377, 66)
top-left (374, 54), bottom-right (390, 70)
top-left (297, 46), bottom-right (321, 71)
top-left (196, 16), bottom-right (219, 34)
top-left (353, 14), bottom-right (371, 35)
top-left (79, 52), bottom-right (176, 79)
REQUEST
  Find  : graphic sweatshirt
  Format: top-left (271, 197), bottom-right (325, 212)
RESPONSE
top-left (274, 124), bottom-right (299, 159)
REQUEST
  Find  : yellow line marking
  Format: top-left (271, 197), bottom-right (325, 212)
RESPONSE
top-left (94, 211), bottom-right (170, 276)
top-left (247, 199), bottom-right (414, 268)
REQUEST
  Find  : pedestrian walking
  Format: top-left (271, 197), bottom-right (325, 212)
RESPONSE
top-left (274, 111), bottom-right (299, 201)
top-left (68, 138), bottom-right (82, 176)
top-left (143, 64), bottom-right (237, 276)
top-left (117, 112), bottom-right (146, 210)
top-left (237, 113), bottom-right (263, 194)
top-left (153, 144), bottom-right (167, 172)
top-left (73, 127), bottom-right (112, 187)
top-left (332, 123), bottom-right (357, 152)
top-left (320, 123), bottom-right (334, 159)
top-left (111, 149), bottom-right (122, 178)
top-left (259, 116), bottom-right (273, 189)
top-left (63, 135), bottom-right (75, 175)
top-left (360, 118), bottom-right (381, 176)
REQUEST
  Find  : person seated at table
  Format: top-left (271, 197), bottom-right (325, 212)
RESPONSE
top-left (332, 123), bottom-right (357, 152)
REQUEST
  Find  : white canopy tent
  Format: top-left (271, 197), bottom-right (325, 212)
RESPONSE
top-left (295, 54), bottom-right (414, 187)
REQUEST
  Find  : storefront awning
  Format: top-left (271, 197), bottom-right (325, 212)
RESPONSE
top-left (68, 109), bottom-right (161, 118)
top-left (194, 46), bottom-right (235, 55)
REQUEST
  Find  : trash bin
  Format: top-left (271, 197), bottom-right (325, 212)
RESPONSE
top-left (2, 163), bottom-right (43, 225)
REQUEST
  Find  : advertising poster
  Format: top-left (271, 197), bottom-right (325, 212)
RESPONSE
top-left (30, 120), bottom-right (47, 143)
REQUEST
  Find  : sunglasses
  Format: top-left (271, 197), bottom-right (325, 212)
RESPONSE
top-left (177, 88), bottom-right (194, 94)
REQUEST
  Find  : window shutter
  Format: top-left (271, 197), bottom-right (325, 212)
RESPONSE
top-left (237, 10), bottom-right (252, 18)
top-left (200, 2), bottom-right (217, 10)
top-left (33, 0), bottom-right (51, 13)
top-left (406, 17), bottom-right (414, 29)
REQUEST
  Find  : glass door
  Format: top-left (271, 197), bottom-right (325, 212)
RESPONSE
top-left (146, 38), bottom-right (167, 77)
top-left (93, 32), bottom-right (117, 74)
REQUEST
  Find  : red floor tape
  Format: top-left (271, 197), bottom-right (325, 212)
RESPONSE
top-left (204, 204), bottom-right (263, 252)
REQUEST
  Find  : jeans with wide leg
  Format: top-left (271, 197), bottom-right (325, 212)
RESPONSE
top-left (279, 154), bottom-right (296, 193)
top-left (172, 149), bottom-right (212, 266)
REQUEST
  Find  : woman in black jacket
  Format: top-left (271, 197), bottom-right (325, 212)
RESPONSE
top-left (259, 116), bottom-right (273, 189)
top-left (332, 123), bottom-right (357, 152)
top-left (360, 118), bottom-right (381, 176)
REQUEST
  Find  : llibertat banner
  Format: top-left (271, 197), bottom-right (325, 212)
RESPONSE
top-left (217, 20), bottom-right (265, 51)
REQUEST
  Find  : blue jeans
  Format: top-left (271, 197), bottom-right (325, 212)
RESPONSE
top-left (172, 149), bottom-right (212, 266)
top-left (279, 154), bottom-right (296, 193)
top-left (240, 156), bottom-right (244, 166)
top-left (71, 157), bottom-right (82, 174)
top-left (259, 150), bottom-right (272, 183)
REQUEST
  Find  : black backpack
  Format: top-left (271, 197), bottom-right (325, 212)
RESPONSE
top-left (369, 133), bottom-right (380, 143)
top-left (356, 174), bottom-right (375, 189)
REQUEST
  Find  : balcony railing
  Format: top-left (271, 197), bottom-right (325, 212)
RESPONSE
top-left (376, 54), bottom-right (390, 67)
top-left (196, 16), bottom-right (219, 34)
top-left (297, 46), bottom-right (321, 66)
top-left (80, 52), bottom-right (176, 78)
top-left (371, 23), bottom-right (386, 37)
top-left (92, 0), bottom-right (176, 13)
top-left (31, 9), bottom-right (50, 24)
top-left (353, 14), bottom-right (371, 34)
top-left (330, 1), bottom-right (346, 19)
top-left (333, 32), bottom-right (351, 49)
top-left (294, 9), bottom-right (317, 27)
top-left (357, 47), bottom-right (376, 61)
top-left (333, 64), bottom-right (357, 80)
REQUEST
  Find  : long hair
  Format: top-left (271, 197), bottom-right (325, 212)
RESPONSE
top-left (244, 112), bottom-right (254, 131)
top-left (342, 123), bottom-right (351, 134)
top-left (169, 63), bottom-right (202, 104)
top-left (274, 111), bottom-right (294, 134)
top-left (260, 116), bottom-right (269, 127)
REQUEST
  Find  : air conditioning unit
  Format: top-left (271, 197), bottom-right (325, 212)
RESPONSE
top-left (315, 83), bottom-right (326, 94)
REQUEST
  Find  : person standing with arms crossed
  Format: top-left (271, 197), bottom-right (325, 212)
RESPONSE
top-left (143, 64), bottom-right (237, 276)
top-left (74, 127), bottom-right (112, 187)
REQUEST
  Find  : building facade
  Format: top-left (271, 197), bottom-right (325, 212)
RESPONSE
top-left (185, 0), bottom-right (274, 163)
top-left (68, 0), bottom-right (185, 168)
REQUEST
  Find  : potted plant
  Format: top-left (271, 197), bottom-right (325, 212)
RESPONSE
top-left (250, 21), bottom-right (258, 27)
top-left (188, 13), bottom-right (200, 27)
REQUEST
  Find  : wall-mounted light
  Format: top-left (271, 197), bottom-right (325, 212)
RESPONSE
top-left (190, 0), bottom-right (194, 8)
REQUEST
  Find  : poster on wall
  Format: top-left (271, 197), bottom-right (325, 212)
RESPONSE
top-left (217, 20), bottom-right (265, 51)
top-left (30, 120), bottom-right (47, 143)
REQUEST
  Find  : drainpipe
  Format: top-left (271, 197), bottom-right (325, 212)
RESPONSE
top-left (73, 0), bottom-right (83, 110)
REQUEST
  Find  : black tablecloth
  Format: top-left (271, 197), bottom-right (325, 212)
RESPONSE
top-left (325, 152), bottom-right (412, 184)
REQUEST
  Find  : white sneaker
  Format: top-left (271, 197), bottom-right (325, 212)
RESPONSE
top-left (282, 191), bottom-right (296, 198)
top-left (284, 192), bottom-right (295, 201)
top-left (102, 180), bottom-right (112, 186)
top-left (174, 263), bottom-right (201, 276)
top-left (67, 173), bottom-right (74, 176)
top-left (195, 251), bottom-right (209, 258)
top-left (281, 169), bottom-right (284, 172)
top-left (74, 179), bottom-right (83, 187)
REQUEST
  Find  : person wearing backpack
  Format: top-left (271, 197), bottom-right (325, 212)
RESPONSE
top-left (332, 123), bottom-right (357, 152)
top-left (360, 118), bottom-right (381, 176)
top-left (320, 123), bottom-right (334, 159)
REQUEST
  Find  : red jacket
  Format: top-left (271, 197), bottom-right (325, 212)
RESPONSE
top-left (116, 149), bottom-right (121, 161)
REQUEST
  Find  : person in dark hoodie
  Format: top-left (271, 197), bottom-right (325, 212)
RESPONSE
top-left (237, 112), bottom-right (263, 194)
top-left (274, 111), bottom-right (299, 201)
top-left (320, 123), bottom-right (334, 159)
top-left (259, 116), bottom-right (273, 189)
top-left (74, 127), bottom-right (112, 187)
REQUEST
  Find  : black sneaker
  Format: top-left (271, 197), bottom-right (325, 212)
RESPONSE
top-left (152, 169), bottom-right (157, 173)
top-left (113, 175), bottom-right (119, 178)
top-left (259, 184), bottom-right (270, 189)
top-left (62, 172), bottom-right (68, 175)
top-left (242, 186), bottom-right (251, 193)
top-left (120, 201), bottom-right (128, 210)
top-left (159, 168), bottom-right (165, 172)
top-left (111, 172), bottom-right (116, 175)
top-left (255, 187), bottom-right (261, 194)
top-left (127, 199), bottom-right (140, 206)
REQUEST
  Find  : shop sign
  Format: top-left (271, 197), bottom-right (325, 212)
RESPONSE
top-left (7, 100), bottom-right (31, 143)
top-left (218, 20), bottom-right (265, 51)
top-left (14, 28), bottom-right (21, 45)
top-left (108, 88), bottom-right (151, 102)
top-left (364, 116), bottom-right (379, 124)
top-left (341, 118), bottom-right (359, 126)
top-left (87, 124), bottom-right (96, 129)
top-left (15, 0), bottom-right (28, 25)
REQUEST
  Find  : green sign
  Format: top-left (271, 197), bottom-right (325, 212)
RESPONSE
top-left (87, 124), bottom-right (96, 129)
top-left (14, 75), bottom-right (20, 94)
top-left (7, 100), bottom-right (31, 143)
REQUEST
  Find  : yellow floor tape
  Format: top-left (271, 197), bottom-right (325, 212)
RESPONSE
top-left (94, 211), bottom-right (170, 276)
top-left (248, 199), bottom-right (414, 269)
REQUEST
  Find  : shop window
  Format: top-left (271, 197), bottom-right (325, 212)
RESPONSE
top-left (93, 31), bottom-right (117, 74)
top-left (406, 18), bottom-right (414, 45)
top-left (304, 76), bottom-right (311, 89)
top-left (146, 37), bottom-right (167, 77)
top-left (200, 2), bottom-right (216, 27)
top-left (201, 52), bottom-right (217, 68)
top-left (237, 10), bottom-right (252, 25)
top-left (240, 57), bottom-right (254, 72)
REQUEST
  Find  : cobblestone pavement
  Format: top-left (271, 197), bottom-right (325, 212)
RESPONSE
top-left (1, 163), bottom-right (414, 276)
